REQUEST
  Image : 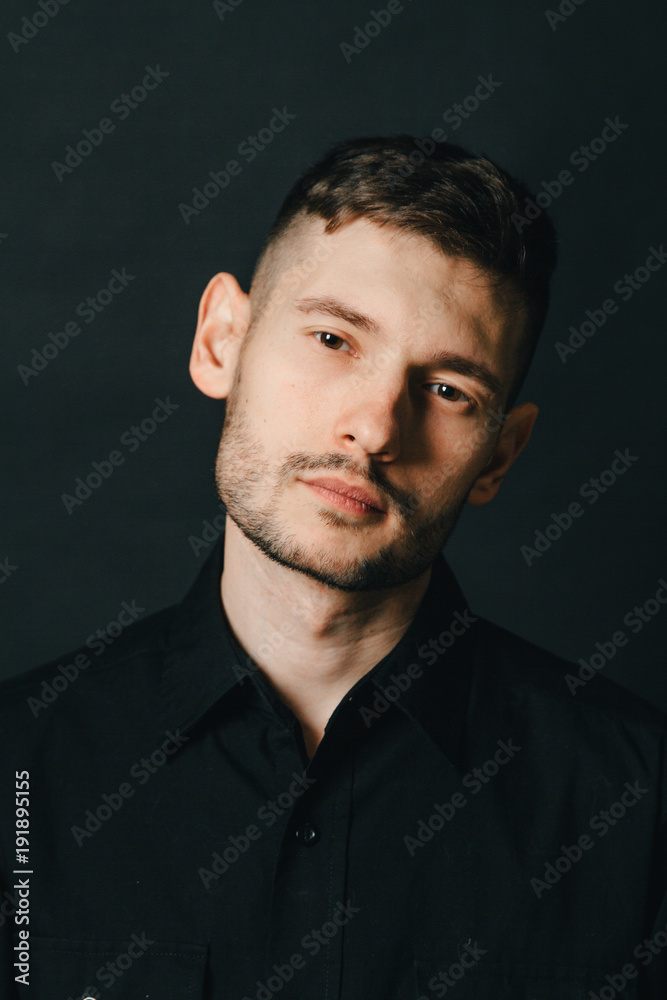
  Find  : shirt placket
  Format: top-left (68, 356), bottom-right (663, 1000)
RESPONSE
top-left (263, 729), bottom-right (355, 1000)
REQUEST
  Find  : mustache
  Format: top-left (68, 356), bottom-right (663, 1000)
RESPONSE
top-left (277, 454), bottom-right (423, 520)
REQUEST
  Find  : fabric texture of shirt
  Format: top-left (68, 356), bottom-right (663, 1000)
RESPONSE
top-left (1, 531), bottom-right (667, 1000)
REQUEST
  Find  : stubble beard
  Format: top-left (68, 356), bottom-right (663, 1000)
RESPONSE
top-left (214, 371), bottom-right (469, 592)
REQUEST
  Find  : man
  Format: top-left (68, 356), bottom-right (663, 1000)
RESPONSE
top-left (1, 136), bottom-right (666, 999)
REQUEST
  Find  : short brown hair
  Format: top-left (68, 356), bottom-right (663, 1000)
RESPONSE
top-left (250, 135), bottom-right (558, 407)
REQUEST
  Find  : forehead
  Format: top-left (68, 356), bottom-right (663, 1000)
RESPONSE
top-left (273, 216), bottom-right (525, 376)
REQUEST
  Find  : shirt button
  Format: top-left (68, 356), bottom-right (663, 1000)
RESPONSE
top-left (294, 823), bottom-right (319, 845)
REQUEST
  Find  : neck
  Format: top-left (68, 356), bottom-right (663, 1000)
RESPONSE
top-left (219, 517), bottom-right (432, 757)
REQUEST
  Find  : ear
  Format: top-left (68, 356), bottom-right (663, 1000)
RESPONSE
top-left (467, 402), bottom-right (539, 506)
top-left (189, 272), bottom-right (250, 399)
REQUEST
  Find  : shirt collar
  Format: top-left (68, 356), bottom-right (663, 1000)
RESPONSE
top-left (159, 528), bottom-right (476, 766)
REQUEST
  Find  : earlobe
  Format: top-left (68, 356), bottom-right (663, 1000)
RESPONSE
top-left (467, 402), bottom-right (539, 506)
top-left (189, 272), bottom-right (250, 399)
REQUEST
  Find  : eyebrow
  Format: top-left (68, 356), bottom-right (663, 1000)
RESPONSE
top-left (292, 295), bottom-right (504, 398)
top-left (417, 349), bottom-right (504, 397)
top-left (293, 296), bottom-right (381, 336)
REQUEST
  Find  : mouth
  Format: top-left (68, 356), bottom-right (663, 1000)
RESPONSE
top-left (299, 477), bottom-right (386, 516)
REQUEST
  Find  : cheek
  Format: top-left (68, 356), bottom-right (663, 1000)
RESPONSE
top-left (446, 421), bottom-right (495, 471)
top-left (243, 353), bottom-right (316, 454)
top-left (242, 344), bottom-right (302, 412)
top-left (417, 435), bottom-right (489, 505)
top-left (272, 351), bottom-right (334, 426)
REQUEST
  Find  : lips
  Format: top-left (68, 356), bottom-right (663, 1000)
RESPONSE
top-left (301, 477), bottom-right (386, 512)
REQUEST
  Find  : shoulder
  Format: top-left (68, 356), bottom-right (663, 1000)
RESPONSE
top-left (470, 614), bottom-right (667, 751)
top-left (0, 603), bottom-right (176, 727)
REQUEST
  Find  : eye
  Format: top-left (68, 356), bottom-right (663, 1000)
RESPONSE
top-left (313, 331), bottom-right (353, 352)
top-left (427, 383), bottom-right (471, 404)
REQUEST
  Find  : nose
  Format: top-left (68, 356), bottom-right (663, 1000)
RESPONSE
top-left (332, 374), bottom-right (409, 461)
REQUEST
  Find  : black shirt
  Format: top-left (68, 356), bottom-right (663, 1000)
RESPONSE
top-left (1, 533), bottom-right (667, 1000)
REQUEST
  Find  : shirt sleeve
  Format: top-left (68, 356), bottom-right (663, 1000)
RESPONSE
top-left (640, 745), bottom-right (667, 998)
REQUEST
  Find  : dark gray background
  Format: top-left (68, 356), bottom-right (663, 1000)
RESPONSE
top-left (2, 0), bottom-right (665, 708)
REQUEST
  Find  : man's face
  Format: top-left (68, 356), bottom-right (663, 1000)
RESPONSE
top-left (214, 217), bottom-right (526, 592)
